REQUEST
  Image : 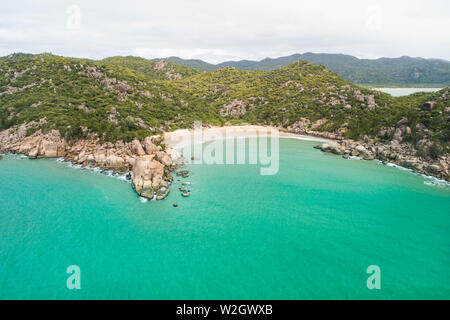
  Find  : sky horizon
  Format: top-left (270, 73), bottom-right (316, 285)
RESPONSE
top-left (1, 0), bottom-right (449, 64)
top-left (2, 51), bottom-right (450, 65)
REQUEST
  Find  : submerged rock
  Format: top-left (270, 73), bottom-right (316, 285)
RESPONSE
top-left (318, 142), bottom-right (344, 155)
top-left (156, 184), bottom-right (170, 201)
top-left (176, 170), bottom-right (190, 178)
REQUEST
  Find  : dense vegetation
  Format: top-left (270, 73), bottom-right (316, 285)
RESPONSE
top-left (163, 53), bottom-right (450, 87)
top-left (154, 57), bottom-right (216, 72)
top-left (0, 53), bottom-right (448, 154)
top-left (101, 56), bottom-right (201, 80)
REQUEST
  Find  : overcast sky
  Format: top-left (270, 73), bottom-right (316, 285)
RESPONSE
top-left (0, 0), bottom-right (449, 63)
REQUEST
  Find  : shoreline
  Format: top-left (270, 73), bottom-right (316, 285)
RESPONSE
top-left (163, 125), bottom-right (331, 149)
top-left (2, 129), bottom-right (448, 188)
top-left (1, 124), bottom-right (449, 187)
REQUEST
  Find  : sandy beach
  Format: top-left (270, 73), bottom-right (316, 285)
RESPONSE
top-left (164, 125), bottom-right (330, 149)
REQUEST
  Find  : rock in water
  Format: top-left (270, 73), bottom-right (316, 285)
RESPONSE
top-left (156, 186), bottom-right (170, 200)
top-left (155, 180), bottom-right (170, 200)
top-left (131, 155), bottom-right (165, 199)
top-left (173, 203), bottom-right (178, 208)
top-left (177, 170), bottom-right (189, 178)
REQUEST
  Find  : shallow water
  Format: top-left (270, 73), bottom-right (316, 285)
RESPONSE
top-left (0, 138), bottom-right (449, 299)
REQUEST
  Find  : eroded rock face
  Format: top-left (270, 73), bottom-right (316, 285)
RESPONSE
top-left (319, 142), bottom-right (345, 155)
top-left (131, 156), bottom-right (165, 199)
top-left (131, 139), bottom-right (146, 156)
top-left (166, 148), bottom-right (183, 164)
top-left (155, 180), bottom-right (170, 200)
top-left (155, 151), bottom-right (173, 167)
top-left (285, 119), bottom-right (344, 140)
top-left (143, 137), bottom-right (160, 155)
top-left (220, 99), bottom-right (246, 117)
top-left (10, 130), bottom-right (67, 158)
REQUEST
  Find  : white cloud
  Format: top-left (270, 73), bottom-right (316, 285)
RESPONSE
top-left (0, 0), bottom-right (449, 62)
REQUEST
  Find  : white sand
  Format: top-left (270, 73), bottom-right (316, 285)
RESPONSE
top-left (164, 125), bottom-right (330, 149)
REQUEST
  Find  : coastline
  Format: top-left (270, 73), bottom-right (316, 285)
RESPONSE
top-left (1, 124), bottom-right (449, 194)
top-left (163, 124), bottom-right (449, 183)
top-left (163, 125), bottom-right (331, 149)
top-left (372, 87), bottom-right (443, 90)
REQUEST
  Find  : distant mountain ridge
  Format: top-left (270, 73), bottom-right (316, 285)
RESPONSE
top-left (159, 53), bottom-right (450, 87)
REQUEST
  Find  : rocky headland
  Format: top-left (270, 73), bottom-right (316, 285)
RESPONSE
top-left (0, 121), bottom-right (184, 200)
top-left (1, 120), bottom-right (449, 199)
top-left (304, 118), bottom-right (450, 182)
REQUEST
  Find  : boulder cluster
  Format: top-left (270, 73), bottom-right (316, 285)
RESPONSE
top-left (315, 135), bottom-right (449, 181)
top-left (177, 175), bottom-right (191, 197)
top-left (0, 123), bottom-right (183, 200)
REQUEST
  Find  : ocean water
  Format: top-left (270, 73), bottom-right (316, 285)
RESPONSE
top-left (0, 138), bottom-right (449, 300)
top-left (375, 88), bottom-right (442, 97)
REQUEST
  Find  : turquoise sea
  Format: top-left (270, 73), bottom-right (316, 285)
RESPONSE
top-left (0, 138), bottom-right (449, 299)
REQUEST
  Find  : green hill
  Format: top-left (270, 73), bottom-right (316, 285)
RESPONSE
top-left (161, 53), bottom-right (450, 87)
top-left (101, 56), bottom-right (201, 80)
top-left (0, 54), bottom-right (448, 155)
top-left (157, 56), bottom-right (216, 72)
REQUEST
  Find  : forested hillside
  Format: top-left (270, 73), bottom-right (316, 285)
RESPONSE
top-left (0, 53), bottom-right (448, 155)
top-left (163, 53), bottom-right (450, 87)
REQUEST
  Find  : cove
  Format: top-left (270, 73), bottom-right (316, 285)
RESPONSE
top-left (0, 138), bottom-right (449, 299)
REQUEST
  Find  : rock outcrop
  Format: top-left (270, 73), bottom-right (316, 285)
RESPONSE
top-left (131, 156), bottom-right (165, 199)
top-left (285, 119), bottom-right (344, 140)
top-left (315, 137), bottom-right (449, 181)
top-left (0, 124), bottom-right (182, 201)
